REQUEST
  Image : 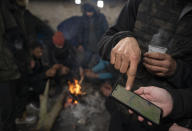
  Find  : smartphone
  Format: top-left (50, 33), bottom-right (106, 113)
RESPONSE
top-left (111, 84), bottom-right (162, 125)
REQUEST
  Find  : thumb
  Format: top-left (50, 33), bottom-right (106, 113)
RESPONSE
top-left (134, 87), bottom-right (145, 95)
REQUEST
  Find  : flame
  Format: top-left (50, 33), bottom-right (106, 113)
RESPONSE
top-left (74, 100), bottom-right (78, 104)
top-left (68, 79), bottom-right (83, 96)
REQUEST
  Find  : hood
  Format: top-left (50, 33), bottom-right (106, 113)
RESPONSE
top-left (81, 3), bottom-right (98, 15)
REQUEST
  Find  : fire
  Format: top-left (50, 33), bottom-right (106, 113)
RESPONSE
top-left (68, 79), bottom-right (83, 96)
top-left (74, 100), bottom-right (78, 104)
top-left (65, 79), bottom-right (85, 107)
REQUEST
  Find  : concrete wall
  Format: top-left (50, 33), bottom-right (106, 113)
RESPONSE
top-left (27, 1), bottom-right (125, 30)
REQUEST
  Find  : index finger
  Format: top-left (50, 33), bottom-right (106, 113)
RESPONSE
top-left (126, 61), bottom-right (138, 90)
top-left (110, 49), bottom-right (116, 64)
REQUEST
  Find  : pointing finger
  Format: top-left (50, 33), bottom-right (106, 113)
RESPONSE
top-left (126, 61), bottom-right (138, 90)
top-left (110, 49), bottom-right (116, 64)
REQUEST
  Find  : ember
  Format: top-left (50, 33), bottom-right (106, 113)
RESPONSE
top-left (74, 100), bottom-right (78, 104)
top-left (64, 97), bottom-right (78, 108)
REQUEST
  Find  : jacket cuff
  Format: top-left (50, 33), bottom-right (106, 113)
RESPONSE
top-left (110, 31), bottom-right (136, 46)
top-left (166, 88), bottom-right (184, 120)
top-left (167, 60), bottom-right (182, 88)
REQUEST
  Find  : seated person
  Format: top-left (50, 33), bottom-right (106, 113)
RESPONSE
top-left (28, 42), bottom-right (69, 97)
top-left (15, 42), bottom-right (69, 124)
top-left (85, 59), bottom-right (113, 80)
top-left (52, 31), bottom-right (79, 79)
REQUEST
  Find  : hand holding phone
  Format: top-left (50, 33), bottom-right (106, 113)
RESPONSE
top-left (134, 86), bottom-right (173, 118)
top-left (111, 85), bottom-right (163, 125)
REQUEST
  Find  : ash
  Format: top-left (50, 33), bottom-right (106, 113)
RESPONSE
top-left (53, 85), bottom-right (110, 131)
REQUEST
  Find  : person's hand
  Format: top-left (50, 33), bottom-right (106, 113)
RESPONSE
top-left (132, 86), bottom-right (173, 125)
top-left (60, 66), bottom-right (70, 75)
top-left (78, 45), bottom-right (84, 52)
top-left (30, 60), bottom-right (36, 69)
top-left (169, 123), bottom-right (192, 131)
top-left (52, 64), bottom-right (62, 70)
top-left (143, 52), bottom-right (176, 77)
top-left (46, 68), bottom-right (56, 77)
top-left (111, 37), bottom-right (141, 90)
top-left (100, 82), bottom-right (112, 97)
top-left (85, 69), bottom-right (98, 78)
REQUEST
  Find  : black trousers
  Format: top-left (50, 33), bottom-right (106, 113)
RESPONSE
top-left (0, 81), bottom-right (16, 131)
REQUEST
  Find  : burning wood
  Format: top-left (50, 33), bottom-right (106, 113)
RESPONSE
top-left (64, 97), bottom-right (79, 108)
top-left (74, 100), bottom-right (78, 104)
top-left (68, 79), bottom-right (86, 96)
top-left (64, 79), bottom-right (86, 107)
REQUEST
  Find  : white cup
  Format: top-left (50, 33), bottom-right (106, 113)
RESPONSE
top-left (148, 44), bottom-right (167, 53)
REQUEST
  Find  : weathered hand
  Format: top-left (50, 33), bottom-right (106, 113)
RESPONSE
top-left (78, 45), bottom-right (84, 52)
top-left (169, 123), bottom-right (192, 131)
top-left (46, 68), bottom-right (56, 77)
top-left (52, 64), bottom-right (62, 70)
top-left (100, 82), bottom-right (112, 97)
top-left (30, 60), bottom-right (36, 69)
top-left (85, 69), bottom-right (98, 78)
top-left (60, 66), bottom-right (70, 75)
top-left (111, 37), bottom-right (141, 90)
top-left (135, 86), bottom-right (173, 118)
top-left (143, 52), bottom-right (176, 77)
top-left (132, 86), bottom-right (173, 126)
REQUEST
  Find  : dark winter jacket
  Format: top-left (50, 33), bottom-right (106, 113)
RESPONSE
top-left (57, 16), bottom-right (82, 47)
top-left (26, 57), bottom-right (49, 93)
top-left (0, 1), bottom-right (20, 82)
top-left (99, 0), bottom-right (192, 129)
top-left (99, 0), bottom-right (192, 90)
top-left (81, 4), bottom-right (108, 53)
top-left (52, 42), bottom-right (78, 69)
top-left (1, 0), bottom-right (28, 52)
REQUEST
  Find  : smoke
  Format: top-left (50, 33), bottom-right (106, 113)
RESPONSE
top-left (54, 90), bottom-right (110, 131)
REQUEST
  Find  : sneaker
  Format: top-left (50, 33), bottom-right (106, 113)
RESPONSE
top-left (16, 115), bottom-right (37, 125)
top-left (26, 103), bottom-right (39, 112)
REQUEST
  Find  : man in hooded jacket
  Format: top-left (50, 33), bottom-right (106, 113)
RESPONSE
top-left (80, 3), bottom-right (108, 68)
top-left (99, 0), bottom-right (192, 130)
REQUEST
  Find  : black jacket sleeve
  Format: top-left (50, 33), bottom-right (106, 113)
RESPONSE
top-left (168, 60), bottom-right (192, 89)
top-left (167, 87), bottom-right (192, 120)
top-left (99, 0), bottom-right (142, 60)
top-left (27, 65), bottom-right (49, 85)
top-left (167, 11), bottom-right (192, 89)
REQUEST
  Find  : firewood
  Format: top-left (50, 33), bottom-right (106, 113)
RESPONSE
top-left (36, 80), bottom-right (68, 131)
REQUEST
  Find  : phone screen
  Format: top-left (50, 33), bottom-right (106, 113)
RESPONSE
top-left (111, 85), bottom-right (162, 125)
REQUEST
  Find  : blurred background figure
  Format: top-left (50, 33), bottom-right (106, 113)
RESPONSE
top-left (79, 2), bottom-right (108, 68)
top-left (57, 16), bottom-right (82, 48)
